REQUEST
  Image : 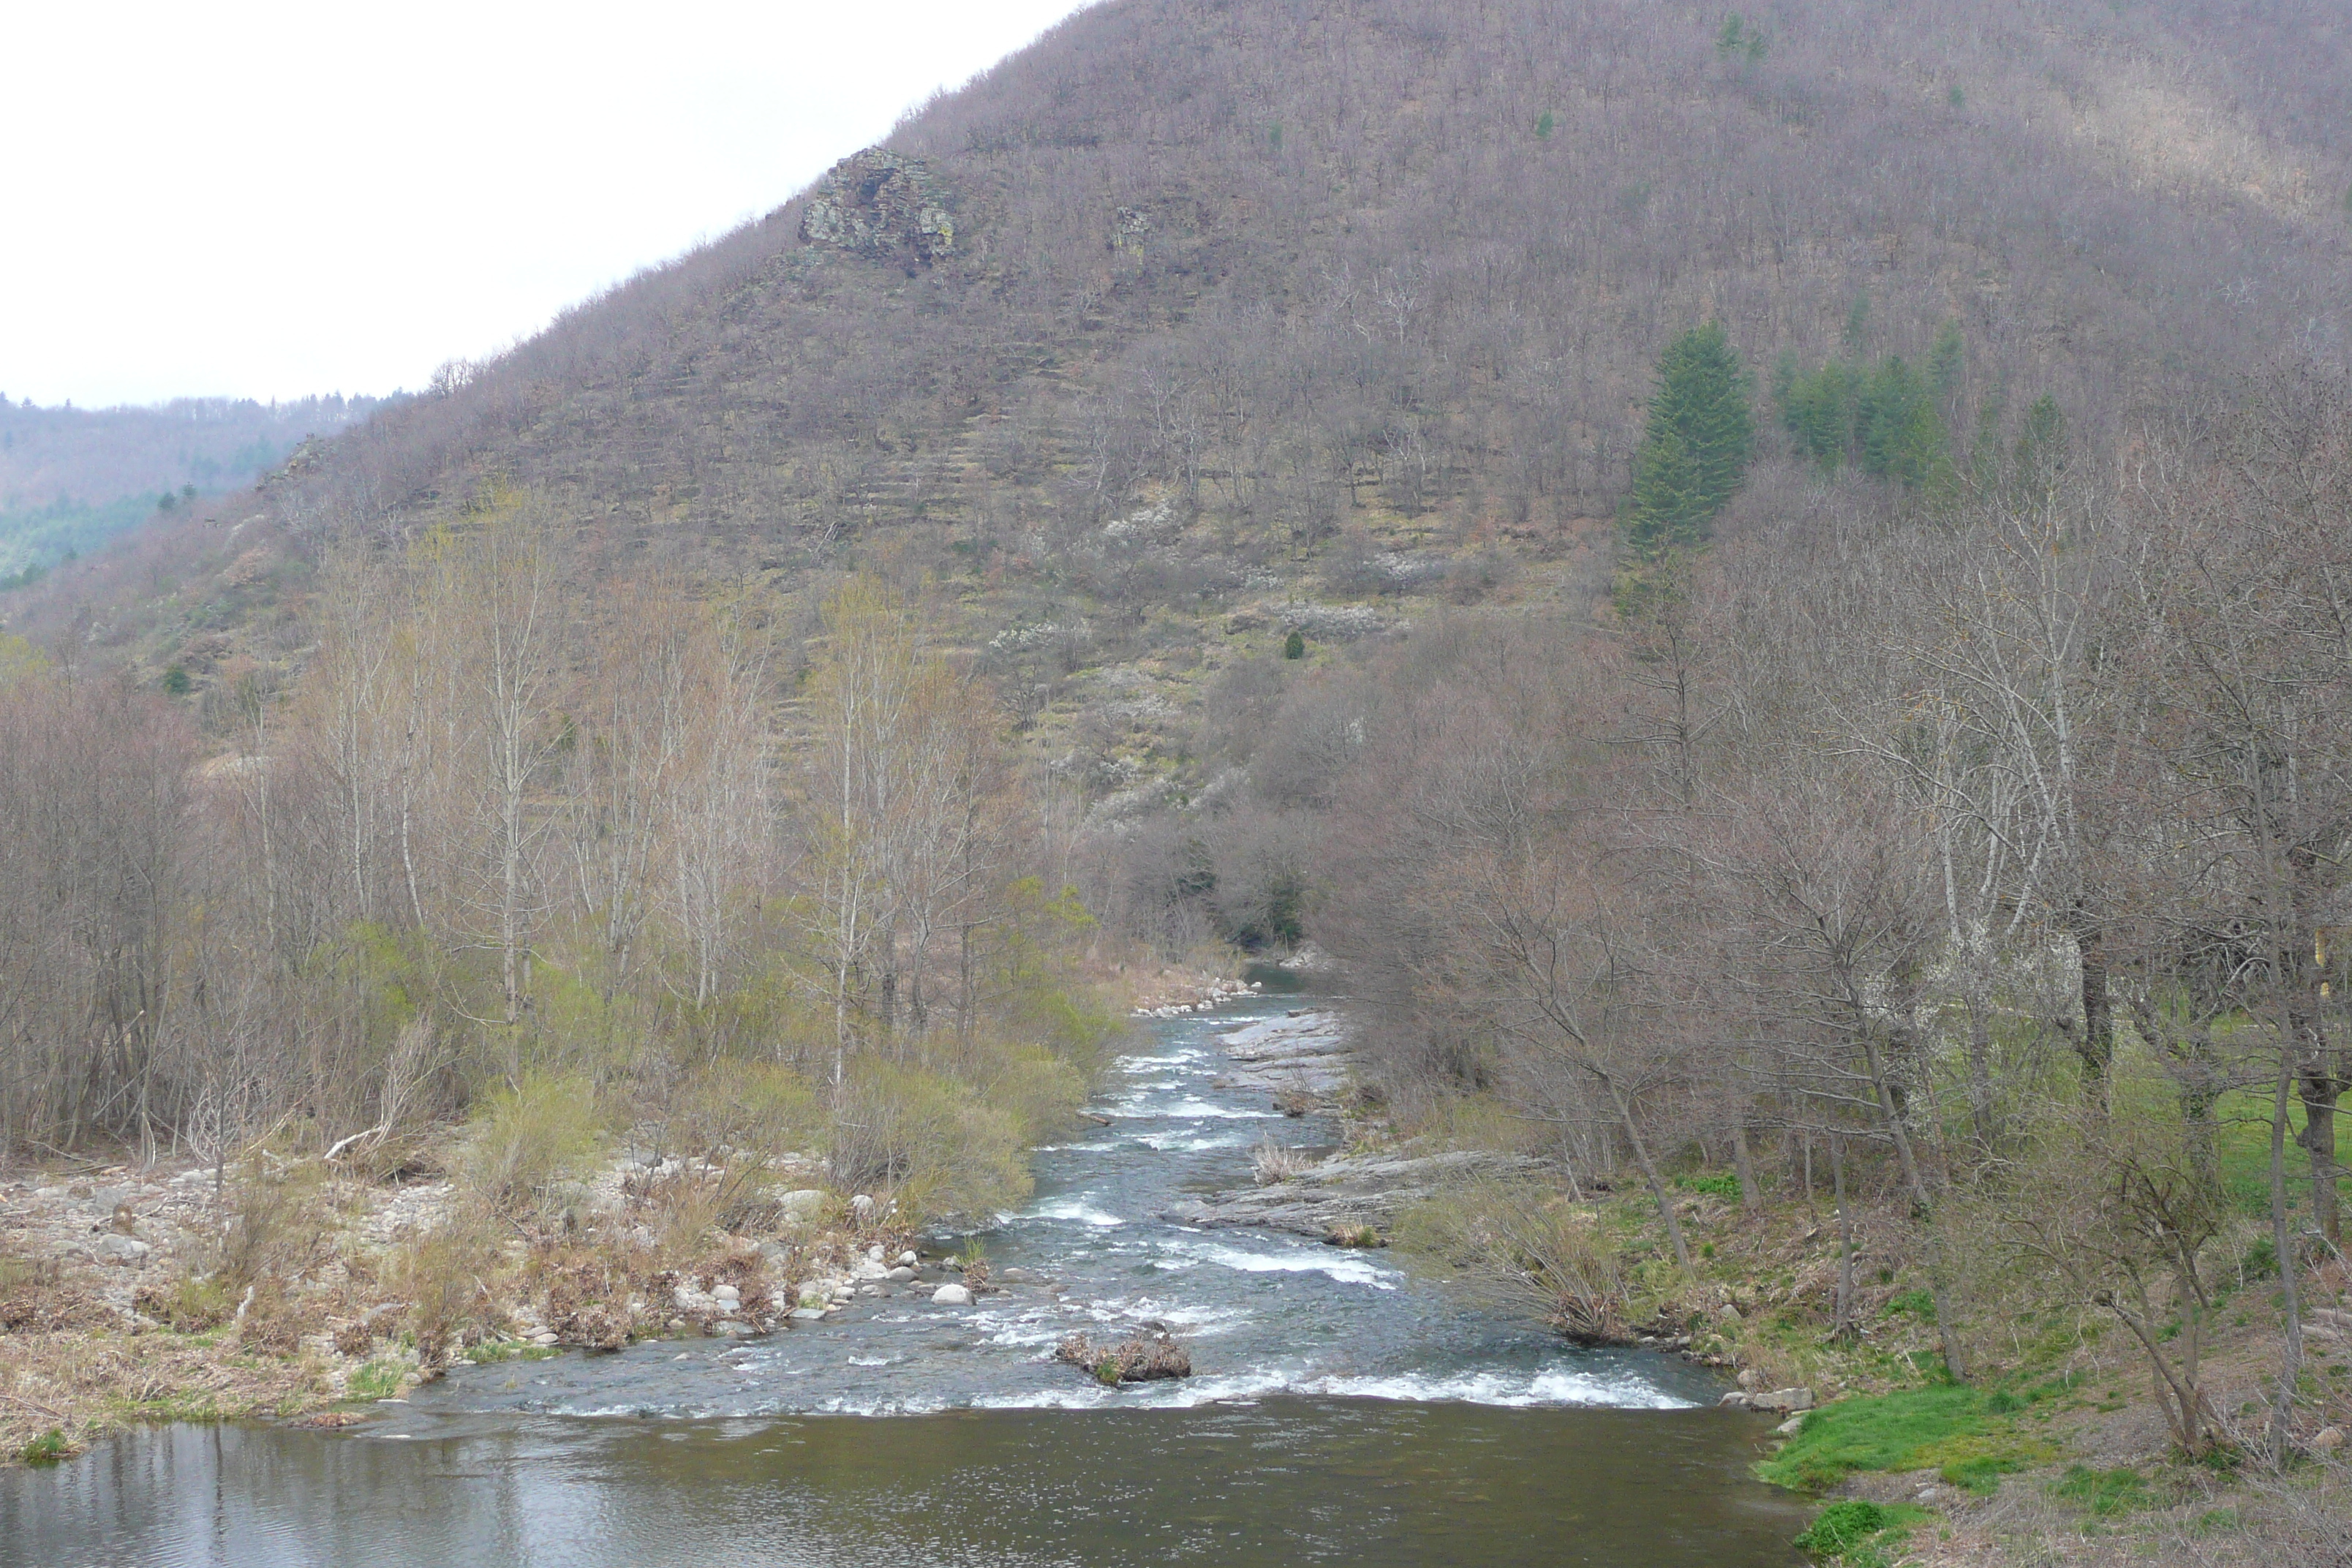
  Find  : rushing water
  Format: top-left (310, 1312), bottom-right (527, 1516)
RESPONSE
top-left (2, 989), bottom-right (1810, 1567)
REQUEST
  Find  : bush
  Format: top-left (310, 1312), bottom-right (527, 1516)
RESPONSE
top-left (211, 1156), bottom-right (331, 1289)
top-left (1394, 1181), bottom-right (1627, 1341)
top-left (460, 1072), bottom-right (608, 1218)
top-left (829, 1063), bottom-right (1032, 1221)
top-left (388, 1212), bottom-right (506, 1360)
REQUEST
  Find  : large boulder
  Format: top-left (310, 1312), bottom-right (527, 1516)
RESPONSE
top-left (1055, 1328), bottom-right (1191, 1385)
top-left (776, 1189), bottom-right (829, 1221)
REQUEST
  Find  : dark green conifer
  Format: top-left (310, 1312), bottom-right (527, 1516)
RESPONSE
top-left (1624, 323), bottom-right (1753, 558)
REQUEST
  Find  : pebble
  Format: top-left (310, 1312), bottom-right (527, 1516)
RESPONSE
top-left (932, 1284), bottom-right (973, 1306)
top-left (896, 1251), bottom-right (919, 1267)
top-left (711, 1284), bottom-right (740, 1304)
top-left (886, 1267), bottom-right (915, 1283)
top-left (788, 1307), bottom-right (826, 1322)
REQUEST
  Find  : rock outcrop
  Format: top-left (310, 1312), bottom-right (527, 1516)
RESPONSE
top-left (1056, 1327), bottom-right (1191, 1384)
top-left (1161, 1147), bottom-right (1545, 1239)
top-left (800, 148), bottom-right (956, 265)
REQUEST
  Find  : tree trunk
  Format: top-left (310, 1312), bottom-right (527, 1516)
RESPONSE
top-left (1731, 1116), bottom-right (1762, 1213)
top-left (2269, 1048), bottom-right (2307, 1463)
top-left (2296, 1065), bottom-right (2342, 1248)
top-left (1831, 1131), bottom-right (1856, 1338)
top-left (1602, 1074), bottom-right (1691, 1270)
top-left (2074, 911), bottom-right (2113, 1101)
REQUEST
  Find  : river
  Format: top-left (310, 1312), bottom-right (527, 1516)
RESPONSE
top-left (1, 984), bottom-right (1809, 1567)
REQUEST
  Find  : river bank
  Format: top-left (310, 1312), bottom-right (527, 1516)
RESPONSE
top-left (0, 990), bottom-right (1814, 1567)
top-left (1172, 1006), bottom-right (2351, 1567)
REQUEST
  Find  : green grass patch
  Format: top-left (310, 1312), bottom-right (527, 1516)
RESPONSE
top-left (2051, 1463), bottom-right (2153, 1517)
top-left (346, 1360), bottom-right (404, 1401)
top-left (1791, 1500), bottom-right (1931, 1564)
top-left (1884, 1288), bottom-right (1934, 1319)
top-left (18, 1429), bottom-right (72, 1465)
top-left (1677, 1171), bottom-right (1742, 1200)
top-left (1761, 1386), bottom-right (2055, 1495)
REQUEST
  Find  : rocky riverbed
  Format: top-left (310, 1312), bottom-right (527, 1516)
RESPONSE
top-left (1166, 1009), bottom-right (1543, 1238)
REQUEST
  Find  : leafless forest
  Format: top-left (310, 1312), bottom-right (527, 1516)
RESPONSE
top-left (5, 0), bottom-right (2352, 1486)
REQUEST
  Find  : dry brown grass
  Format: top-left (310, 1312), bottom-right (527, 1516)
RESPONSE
top-left (0, 1320), bottom-right (333, 1466)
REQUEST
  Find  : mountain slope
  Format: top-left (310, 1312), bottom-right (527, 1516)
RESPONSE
top-left (15, 0), bottom-right (2352, 670)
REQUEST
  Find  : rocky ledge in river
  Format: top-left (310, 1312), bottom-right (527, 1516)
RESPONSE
top-left (1169, 1008), bottom-right (1545, 1236)
top-left (1209, 1009), bottom-right (1356, 1108)
top-left (1161, 1147), bottom-right (1545, 1240)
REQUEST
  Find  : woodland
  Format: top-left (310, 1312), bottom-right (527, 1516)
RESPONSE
top-left (3, 0), bottom-right (2352, 1544)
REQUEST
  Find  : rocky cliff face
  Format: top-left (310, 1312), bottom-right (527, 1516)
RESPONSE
top-left (799, 148), bottom-right (956, 266)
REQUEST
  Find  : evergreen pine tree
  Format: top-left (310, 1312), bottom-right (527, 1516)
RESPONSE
top-left (1929, 320), bottom-right (1964, 400)
top-left (1624, 323), bottom-right (1752, 558)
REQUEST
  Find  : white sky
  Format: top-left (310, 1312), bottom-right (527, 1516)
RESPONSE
top-left (3, 1), bottom-right (1097, 410)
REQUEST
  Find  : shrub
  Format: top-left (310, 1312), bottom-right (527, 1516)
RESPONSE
top-left (388, 1211), bottom-right (506, 1360)
top-left (460, 1071), bottom-right (607, 1218)
top-left (1394, 1181), bottom-right (1626, 1341)
top-left (829, 1063), bottom-right (1031, 1221)
top-left (214, 1155), bottom-right (331, 1289)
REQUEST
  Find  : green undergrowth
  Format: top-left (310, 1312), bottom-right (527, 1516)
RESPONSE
top-left (1762, 1384), bottom-right (2059, 1495)
top-left (18, 1430), bottom-right (72, 1466)
top-left (1793, 1500), bottom-right (1930, 1564)
top-left (345, 1360), bottom-right (404, 1401)
top-left (2050, 1463), bottom-right (2155, 1518)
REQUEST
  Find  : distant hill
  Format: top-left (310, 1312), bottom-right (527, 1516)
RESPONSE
top-left (0, 395), bottom-right (387, 582)
top-left (15, 0), bottom-right (2351, 673)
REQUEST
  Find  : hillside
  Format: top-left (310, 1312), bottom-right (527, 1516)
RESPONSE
top-left (0, 394), bottom-right (385, 582)
top-left (15, 0), bottom-right (2349, 655)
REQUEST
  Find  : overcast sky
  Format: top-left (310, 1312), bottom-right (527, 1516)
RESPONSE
top-left (3, 1), bottom-right (1096, 410)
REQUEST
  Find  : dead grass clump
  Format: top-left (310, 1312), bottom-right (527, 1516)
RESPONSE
top-left (534, 1241), bottom-right (647, 1349)
top-left (0, 1254), bottom-right (110, 1333)
top-left (1252, 1137), bottom-right (1315, 1185)
top-left (133, 1273), bottom-right (235, 1333)
top-left (386, 1211), bottom-right (509, 1362)
top-left (232, 1280), bottom-right (311, 1356)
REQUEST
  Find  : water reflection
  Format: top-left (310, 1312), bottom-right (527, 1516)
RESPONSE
top-left (5, 1403), bottom-right (1809, 1567)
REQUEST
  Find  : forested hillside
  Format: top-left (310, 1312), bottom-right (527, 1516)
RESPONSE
top-left (6, 0), bottom-right (2352, 1521)
top-left (0, 395), bottom-right (383, 584)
